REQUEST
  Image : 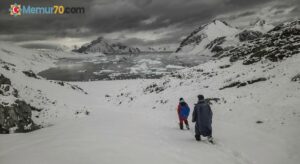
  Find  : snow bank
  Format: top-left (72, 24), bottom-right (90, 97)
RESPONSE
top-left (0, 41), bottom-right (299, 164)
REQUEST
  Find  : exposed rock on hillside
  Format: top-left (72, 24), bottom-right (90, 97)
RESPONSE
top-left (219, 77), bottom-right (268, 90)
top-left (176, 20), bottom-right (239, 54)
top-left (237, 30), bottom-right (263, 42)
top-left (0, 74), bottom-right (40, 133)
top-left (217, 20), bottom-right (300, 65)
top-left (23, 70), bottom-right (39, 79)
top-left (291, 73), bottom-right (300, 82)
top-left (0, 100), bottom-right (41, 133)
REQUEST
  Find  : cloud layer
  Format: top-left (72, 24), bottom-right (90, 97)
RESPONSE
top-left (0, 0), bottom-right (299, 49)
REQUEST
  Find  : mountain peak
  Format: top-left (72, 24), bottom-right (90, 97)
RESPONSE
top-left (74, 37), bottom-right (140, 54)
top-left (250, 18), bottom-right (266, 27)
top-left (212, 19), bottom-right (230, 26)
top-left (176, 20), bottom-right (239, 53)
top-left (249, 18), bottom-right (274, 33)
top-left (95, 37), bottom-right (104, 42)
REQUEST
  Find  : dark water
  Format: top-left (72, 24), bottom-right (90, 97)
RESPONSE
top-left (38, 53), bottom-right (209, 81)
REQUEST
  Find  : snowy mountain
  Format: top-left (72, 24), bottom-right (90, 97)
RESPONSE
top-left (0, 19), bottom-right (300, 164)
top-left (0, 44), bottom-right (92, 132)
top-left (214, 19), bottom-right (300, 64)
top-left (249, 18), bottom-right (275, 33)
top-left (74, 37), bottom-right (141, 54)
top-left (233, 19), bottom-right (275, 44)
top-left (175, 20), bottom-right (240, 55)
top-left (175, 19), bottom-right (277, 57)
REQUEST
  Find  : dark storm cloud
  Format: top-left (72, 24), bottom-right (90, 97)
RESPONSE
top-left (20, 43), bottom-right (61, 49)
top-left (237, 11), bottom-right (256, 18)
top-left (220, 11), bottom-right (256, 21)
top-left (223, 0), bottom-right (271, 6)
top-left (0, 0), bottom-right (298, 46)
top-left (0, 33), bottom-right (47, 42)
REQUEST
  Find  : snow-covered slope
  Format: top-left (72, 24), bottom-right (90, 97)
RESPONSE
top-left (91, 20), bottom-right (299, 163)
top-left (0, 19), bottom-right (299, 164)
top-left (1, 40), bottom-right (299, 164)
top-left (75, 37), bottom-right (141, 54)
top-left (0, 42), bottom-right (93, 130)
top-left (176, 20), bottom-right (240, 56)
top-left (175, 19), bottom-right (276, 57)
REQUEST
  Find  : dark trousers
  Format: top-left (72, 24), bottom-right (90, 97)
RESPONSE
top-left (179, 118), bottom-right (189, 129)
top-left (179, 118), bottom-right (189, 125)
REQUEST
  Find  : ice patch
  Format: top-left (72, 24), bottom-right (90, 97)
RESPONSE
top-left (93, 70), bottom-right (114, 75)
top-left (137, 59), bottom-right (162, 65)
top-left (130, 62), bottom-right (151, 74)
top-left (166, 65), bottom-right (185, 69)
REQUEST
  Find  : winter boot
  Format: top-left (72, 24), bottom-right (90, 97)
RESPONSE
top-left (184, 120), bottom-right (190, 130)
top-left (179, 123), bottom-right (183, 130)
top-left (208, 136), bottom-right (214, 144)
top-left (195, 135), bottom-right (201, 141)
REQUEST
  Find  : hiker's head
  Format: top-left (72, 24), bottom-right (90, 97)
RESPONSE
top-left (198, 95), bottom-right (204, 100)
top-left (179, 97), bottom-right (185, 103)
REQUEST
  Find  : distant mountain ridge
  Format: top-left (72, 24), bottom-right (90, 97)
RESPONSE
top-left (175, 18), bottom-right (281, 57)
top-left (74, 37), bottom-right (141, 54)
top-left (138, 46), bottom-right (174, 53)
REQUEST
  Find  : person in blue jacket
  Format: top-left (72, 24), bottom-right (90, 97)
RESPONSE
top-left (177, 98), bottom-right (190, 130)
top-left (192, 95), bottom-right (214, 143)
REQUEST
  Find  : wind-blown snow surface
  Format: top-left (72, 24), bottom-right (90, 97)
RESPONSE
top-left (0, 42), bottom-right (300, 164)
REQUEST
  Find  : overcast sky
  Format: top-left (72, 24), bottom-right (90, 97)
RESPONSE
top-left (0, 0), bottom-right (299, 50)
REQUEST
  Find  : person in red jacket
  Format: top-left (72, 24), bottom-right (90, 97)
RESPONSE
top-left (177, 98), bottom-right (190, 130)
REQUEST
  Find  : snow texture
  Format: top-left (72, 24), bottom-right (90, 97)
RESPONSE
top-left (0, 23), bottom-right (300, 164)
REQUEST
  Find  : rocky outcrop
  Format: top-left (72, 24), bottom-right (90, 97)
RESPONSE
top-left (291, 73), bottom-right (300, 82)
top-left (144, 83), bottom-right (166, 94)
top-left (0, 74), bottom-right (18, 97)
top-left (237, 30), bottom-right (263, 42)
top-left (219, 77), bottom-right (267, 90)
top-left (0, 74), bottom-right (11, 85)
top-left (217, 20), bottom-right (300, 65)
top-left (0, 74), bottom-right (40, 133)
top-left (0, 100), bottom-right (40, 133)
top-left (205, 37), bottom-right (226, 53)
top-left (23, 70), bottom-right (39, 79)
